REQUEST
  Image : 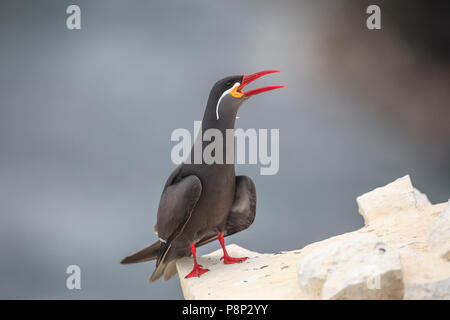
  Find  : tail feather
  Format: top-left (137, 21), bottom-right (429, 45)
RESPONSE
top-left (121, 241), bottom-right (160, 264)
top-left (149, 241), bottom-right (173, 283)
top-left (149, 261), bottom-right (166, 283)
top-left (162, 260), bottom-right (178, 281)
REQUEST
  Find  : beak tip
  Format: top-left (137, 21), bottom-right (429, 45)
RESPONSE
top-left (240, 70), bottom-right (283, 97)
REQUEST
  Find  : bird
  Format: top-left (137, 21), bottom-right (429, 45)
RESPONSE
top-left (121, 70), bottom-right (283, 282)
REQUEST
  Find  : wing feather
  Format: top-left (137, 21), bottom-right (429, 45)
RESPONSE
top-left (149, 170), bottom-right (202, 283)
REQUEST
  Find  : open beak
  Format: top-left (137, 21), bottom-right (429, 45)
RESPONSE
top-left (238, 70), bottom-right (284, 98)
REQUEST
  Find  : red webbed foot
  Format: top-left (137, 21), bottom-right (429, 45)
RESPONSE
top-left (185, 264), bottom-right (209, 278)
top-left (218, 233), bottom-right (248, 264)
top-left (185, 242), bottom-right (209, 278)
top-left (220, 255), bottom-right (248, 264)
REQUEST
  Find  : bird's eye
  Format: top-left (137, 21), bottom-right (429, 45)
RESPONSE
top-left (226, 81), bottom-right (232, 86)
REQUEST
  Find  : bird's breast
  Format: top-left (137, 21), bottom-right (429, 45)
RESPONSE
top-left (183, 164), bottom-right (236, 240)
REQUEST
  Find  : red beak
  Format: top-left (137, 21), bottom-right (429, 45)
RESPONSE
top-left (239, 70), bottom-right (284, 98)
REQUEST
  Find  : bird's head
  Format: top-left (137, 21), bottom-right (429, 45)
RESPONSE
top-left (210, 70), bottom-right (283, 121)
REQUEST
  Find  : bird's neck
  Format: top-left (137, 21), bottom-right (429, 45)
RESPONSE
top-left (186, 102), bottom-right (237, 165)
top-left (201, 107), bottom-right (237, 133)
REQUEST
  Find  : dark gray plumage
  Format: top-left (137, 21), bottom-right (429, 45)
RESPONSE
top-left (121, 71), bottom-right (281, 282)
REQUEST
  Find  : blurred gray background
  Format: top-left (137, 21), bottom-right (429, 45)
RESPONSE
top-left (0, 1), bottom-right (449, 299)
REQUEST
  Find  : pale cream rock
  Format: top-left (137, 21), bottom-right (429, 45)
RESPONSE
top-left (413, 188), bottom-right (432, 207)
top-left (177, 244), bottom-right (305, 300)
top-left (176, 175), bottom-right (450, 300)
top-left (297, 233), bottom-right (404, 300)
top-left (404, 278), bottom-right (450, 300)
top-left (356, 175), bottom-right (418, 225)
top-left (428, 200), bottom-right (450, 261)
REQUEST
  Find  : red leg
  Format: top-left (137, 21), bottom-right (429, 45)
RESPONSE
top-left (185, 243), bottom-right (209, 278)
top-left (219, 233), bottom-right (248, 264)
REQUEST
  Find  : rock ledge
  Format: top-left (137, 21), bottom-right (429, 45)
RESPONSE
top-left (176, 175), bottom-right (450, 300)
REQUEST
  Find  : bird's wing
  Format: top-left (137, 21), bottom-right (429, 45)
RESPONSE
top-left (156, 173), bottom-right (202, 244)
top-left (121, 164), bottom-right (202, 264)
top-left (197, 175), bottom-right (256, 247)
top-left (225, 175), bottom-right (256, 236)
top-left (149, 170), bottom-right (202, 283)
top-left (153, 164), bottom-right (183, 235)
